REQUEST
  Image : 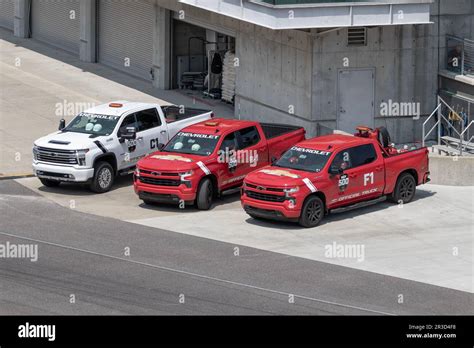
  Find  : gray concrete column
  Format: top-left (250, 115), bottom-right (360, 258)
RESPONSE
top-left (80, 0), bottom-right (97, 62)
top-left (14, 0), bottom-right (30, 38)
top-left (152, 5), bottom-right (171, 90)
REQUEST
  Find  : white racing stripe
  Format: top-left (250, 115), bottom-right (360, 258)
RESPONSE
top-left (197, 161), bottom-right (211, 175)
top-left (303, 178), bottom-right (317, 192)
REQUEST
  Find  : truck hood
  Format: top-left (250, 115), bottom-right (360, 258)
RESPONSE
top-left (138, 151), bottom-right (208, 172)
top-left (34, 131), bottom-right (105, 150)
top-left (246, 165), bottom-right (319, 188)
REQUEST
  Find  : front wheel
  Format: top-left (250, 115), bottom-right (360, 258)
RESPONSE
top-left (39, 178), bottom-right (61, 187)
top-left (196, 178), bottom-right (213, 210)
top-left (89, 161), bottom-right (114, 193)
top-left (299, 196), bottom-right (324, 228)
top-left (389, 173), bottom-right (416, 204)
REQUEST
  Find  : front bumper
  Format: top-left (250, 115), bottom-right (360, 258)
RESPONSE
top-left (241, 192), bottom-right (302, 220)
top-left (134, 177), bottom-right (196, 204)
top-left (33, 162), bottom-right (94, 183)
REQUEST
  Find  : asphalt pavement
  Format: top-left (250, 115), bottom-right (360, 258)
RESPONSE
top-left (1, 180), bottom-right (472, 315)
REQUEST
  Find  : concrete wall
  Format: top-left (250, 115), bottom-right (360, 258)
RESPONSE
top-left (312, 25), bottom-right (439, 143)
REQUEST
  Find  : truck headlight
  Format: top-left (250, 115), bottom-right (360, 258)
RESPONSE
top-left (180, 170), bottom-right (193, 188)
top-left (76, 149), bottom-right (89, 166)
top-left (179, 170), bottom-right (194, 180)
top-left (283, 187), bottom-right (299, 195)
top-left (135, 168), bottom-right (141, 177)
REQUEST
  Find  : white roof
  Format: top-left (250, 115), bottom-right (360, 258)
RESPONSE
top-left (83, 101), bottom-right (159, 117)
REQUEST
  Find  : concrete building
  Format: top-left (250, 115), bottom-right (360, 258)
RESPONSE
top-left (1, 0), bottom-right (473, 143)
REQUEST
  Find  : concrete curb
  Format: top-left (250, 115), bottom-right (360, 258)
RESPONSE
top-left (0, 173), bottom-right (35, 181)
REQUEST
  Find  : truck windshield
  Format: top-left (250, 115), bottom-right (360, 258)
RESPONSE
top-left (164, 132), bottom-right (221, 156)
top-left (274, 146), bottom-right (332, 173)
top-left (63, 113), bottom-right (120, 136)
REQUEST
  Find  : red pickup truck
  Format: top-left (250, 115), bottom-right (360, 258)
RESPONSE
top-left (241, 126), bottom-right (430, 227)
top-left (134, 118), bottom-right (305, 209)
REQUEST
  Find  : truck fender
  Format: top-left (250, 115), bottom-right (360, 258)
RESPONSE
top-left (93, 153), bottom-right (118, 175)
top-left (303, 191), bottom-right (327, 214)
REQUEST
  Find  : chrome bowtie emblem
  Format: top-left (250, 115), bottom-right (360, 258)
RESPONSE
top-left (257, 186), bottom-right (265, 191)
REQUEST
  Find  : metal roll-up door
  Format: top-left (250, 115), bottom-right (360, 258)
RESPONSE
top-left (98, 0), bottom-right (154, 80)
top-left (0, 0), bottom-right (15, 31)
top-left (31, 0), bottom-right (80, 54)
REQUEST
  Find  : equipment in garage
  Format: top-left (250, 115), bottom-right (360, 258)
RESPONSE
top-left (98, 0), bottom-right (154, 80)
top-left (172, 18), bottom-right (236, 104)
top-left (31, 0), bottom-right (80, 54)
top-left (0, 0), bottom-right (14, 31)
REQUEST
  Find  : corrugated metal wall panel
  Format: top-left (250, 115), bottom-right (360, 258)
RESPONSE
top-left (98, 0), bottom-right (154, 81)
top-left (0, 0), bottom-right (15, 31)
top-left (31, 0), bottom-right (80, 54)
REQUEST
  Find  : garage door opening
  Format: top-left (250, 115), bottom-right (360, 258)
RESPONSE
top-left (172, 19), bottom-right (236, 106)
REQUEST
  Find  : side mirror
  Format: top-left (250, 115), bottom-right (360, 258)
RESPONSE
top-left (157, 143), bottom-right (165, 151)
top-left (121, 127), bottom-right (137, 141)
top-left (329, 167), bottom-right (343, 176)
top-left (271, 156), bottom-right (277, 164)
top-left (58, 119), bottom-right (66, 131)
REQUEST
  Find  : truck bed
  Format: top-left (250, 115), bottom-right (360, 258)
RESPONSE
top-left (262, 123), bottom-right (306, 161)
top-left (260, 123), bottom-right (304, 140)
top-left (162, 105), bottom-right (212, 123)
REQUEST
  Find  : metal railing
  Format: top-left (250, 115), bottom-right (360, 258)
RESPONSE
top-left (446, 35), bottom-right (474, 77)
top-left (422, 96), bottom-right (474, 156)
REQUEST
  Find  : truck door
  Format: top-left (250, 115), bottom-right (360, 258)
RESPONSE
top-left (349, 143), bottom-right (384, 200)
top-left (135, 108), bottom-right (166, 155)
top-left (327, 144), bottom-right (383, 208)
top-left (236, 126), bottom-right (269, 172)
top-left (118, 114), bottom-right (147, 168)
top-left (218, 131), bottom-right (247, 190)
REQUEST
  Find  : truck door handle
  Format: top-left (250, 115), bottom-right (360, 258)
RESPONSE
top-left (375, 166), bottom-right (383, 171)
top-left (137, 136), bottom-right (143, 141)
top-left (160, 130), bottom-right (166, 134)
top-left (349, 174), bottom-right (357, 178)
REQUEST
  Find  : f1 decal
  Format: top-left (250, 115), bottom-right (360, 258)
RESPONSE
top-left (364, 172), bottom-right (374, 186)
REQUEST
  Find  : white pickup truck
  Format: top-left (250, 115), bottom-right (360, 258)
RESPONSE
top-left (32, 101), bottom-right (213, 192)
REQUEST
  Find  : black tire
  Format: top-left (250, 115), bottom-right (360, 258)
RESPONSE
top-left (299, 196), bottom-right (324, 228)
top-left (389, 173), bottom-right (416, 204)
top-left (89, 161), bottom-right (114, 193)
top-left (196, 177), bottom-right (213, 210)
top-left (39, 178), bottom-right (60, 187)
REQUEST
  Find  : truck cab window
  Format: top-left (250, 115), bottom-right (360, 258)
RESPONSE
top-left (330, 144), bottom-right (377, 171)
top-left (135, 108), bottom-right (161, 132)
top-left (220, 132), bottom-right (238, 152)
top-left (351, 144), bottom-right (377, 167)
top-left (237, 126), bottom-right (260, 149)
top-left (118, 114), bottom-right (138, 136)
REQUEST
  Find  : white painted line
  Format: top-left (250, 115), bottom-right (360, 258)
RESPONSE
top-left (0, 231), bottom-right (394, 316)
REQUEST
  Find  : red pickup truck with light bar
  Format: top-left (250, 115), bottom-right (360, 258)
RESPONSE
top-left (134, 118), bottom-right (305, 209)
top-left (241, 126), bottom-right (430, 227)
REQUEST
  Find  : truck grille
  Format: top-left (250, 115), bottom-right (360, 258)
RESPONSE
top-left (140, 169), bottom-right (180, 177)
top-left (36, 147), bottom-right (78, 165)
top-left (245, 190), bottom-right (286, 202)
top-left (139, 176), bottom-right (181, 187)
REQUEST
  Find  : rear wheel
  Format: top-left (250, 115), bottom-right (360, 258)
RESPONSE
top-left (196, 178), bottom-right (213, 210)
top-left (39, 179), bottom-right (60, 187)
top-left (299, 196), bottom-right (324, 228)
top-left (89, 161), bottom-right (114, 193)
top-left (389, 173), bottom-right (416, 204)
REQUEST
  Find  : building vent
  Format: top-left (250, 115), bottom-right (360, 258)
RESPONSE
top-left (348, 28), bottom-right (367, 46)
